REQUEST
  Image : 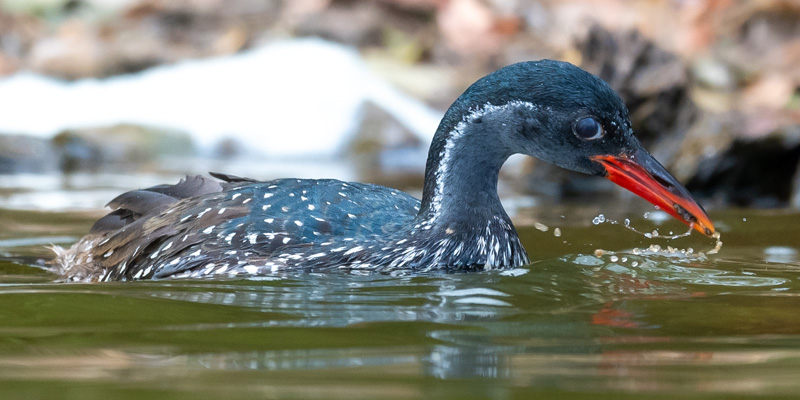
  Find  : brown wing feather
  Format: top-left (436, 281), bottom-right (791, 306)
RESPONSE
top-left (58, 175), bottom-right (229, 280)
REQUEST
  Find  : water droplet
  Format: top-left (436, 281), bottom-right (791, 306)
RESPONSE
top-left (592, 214), bottom-right (606, 225)
top-left (594, 249), bottom-right (606, 257)
top-left (649, 244), bottom-right (662, 252)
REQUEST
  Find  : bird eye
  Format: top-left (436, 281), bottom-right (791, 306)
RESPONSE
top-left (574, 117), bottom-right (605, 140)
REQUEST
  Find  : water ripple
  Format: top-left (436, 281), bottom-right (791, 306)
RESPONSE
top-left (562, 253), bottom-right (790, 288)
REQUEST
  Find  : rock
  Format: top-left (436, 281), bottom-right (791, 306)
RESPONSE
top-left (28, 18), bottom-right (103, 79)
top-left (0, 39), bottom-right (441, 159)
top-left (348, 101), bottom-right (427, 190)
top-left (0, 134), bottom-right (57, 173)
top-left (436, 0), bottom-right (520, 58)
top-left (722, 2), bottom-right (800, 81)
top-left (0, 9), bottom-right (43, 77)
top-left (687, 128), bottom-right (800, 208)
top-left (291, 0), bottom-right (435, 51)
top-left (51, 124), bottom-right (195, 173)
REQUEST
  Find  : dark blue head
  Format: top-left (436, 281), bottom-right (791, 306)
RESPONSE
top-left (437, 60), bottom-right (639, 176)
top-left (426, 60), bottom-right (715, 236)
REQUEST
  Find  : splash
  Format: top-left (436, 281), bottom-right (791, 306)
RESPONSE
top-left (707, 231), bottom-right (723, 255)
top-left (595, 244), bottom-right (701, 261)
top-left (532, 222), bottom-right (563, 238)
top-left (593, 213), bottom-right (693, 239)
top-left (592, 213), bottom-right (723, 256)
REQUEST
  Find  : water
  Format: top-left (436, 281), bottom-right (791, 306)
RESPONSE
top-left (1, 202), bottom-right (800, 398)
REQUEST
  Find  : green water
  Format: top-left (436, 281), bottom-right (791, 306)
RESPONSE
top-left (1, 206), bottom-right (799, 399)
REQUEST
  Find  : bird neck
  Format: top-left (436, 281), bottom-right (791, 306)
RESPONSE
top-left (419, 102), bottom-right (527, 226)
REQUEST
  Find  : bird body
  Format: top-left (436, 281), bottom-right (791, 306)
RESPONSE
top-left (53, 60), bottom-right (714, 281)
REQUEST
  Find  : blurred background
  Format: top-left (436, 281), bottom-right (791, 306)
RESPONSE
top-left (1, 0), bottom-right (800, 213)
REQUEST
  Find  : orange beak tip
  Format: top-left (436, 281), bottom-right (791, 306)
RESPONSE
top-left (591, 152), bottom-right (715, 239)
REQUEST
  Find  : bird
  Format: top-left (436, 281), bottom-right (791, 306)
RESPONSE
top-left (52, 60), bottom-right (715, 282)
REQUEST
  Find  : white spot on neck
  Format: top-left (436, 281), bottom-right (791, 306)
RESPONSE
top-left (429, 100), bottom-right (536, 223)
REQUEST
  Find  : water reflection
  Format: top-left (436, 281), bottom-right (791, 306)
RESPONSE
top-left (427, 344), bottom-right (510, 379)
top-left (187, 348), bottom-right (421, 372)
top-left (135, 274), bottom-right (523, 327)
top-left (2, 210), bottom-right (800, 397)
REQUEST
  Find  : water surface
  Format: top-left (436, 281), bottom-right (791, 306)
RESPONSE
top-left (1, 202), bottom-right (799, 399)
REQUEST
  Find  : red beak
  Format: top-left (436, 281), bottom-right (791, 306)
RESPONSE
top-left (591, 150), bottom-right (715, 237)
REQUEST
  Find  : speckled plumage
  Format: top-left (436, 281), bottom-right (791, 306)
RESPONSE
top-left (54, 175), bottom-right (527, 281)
top-left (53, 59), bottom-right (676, 281)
